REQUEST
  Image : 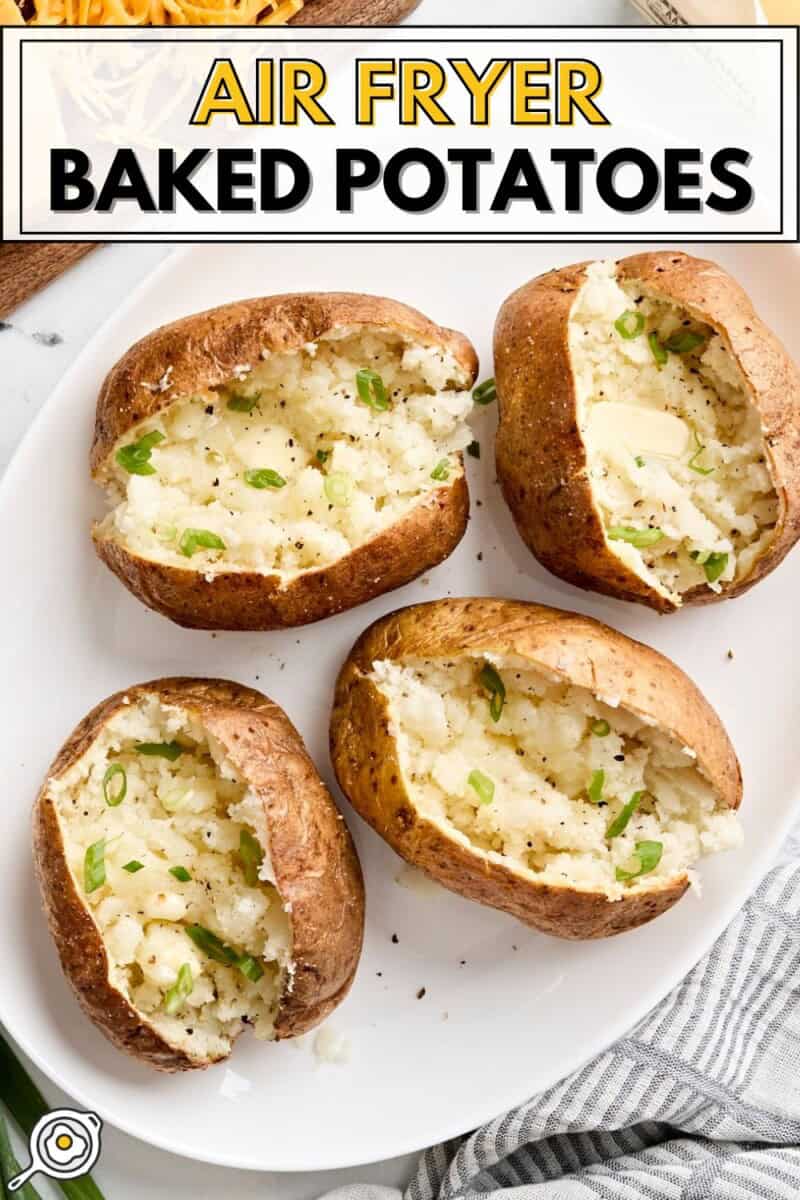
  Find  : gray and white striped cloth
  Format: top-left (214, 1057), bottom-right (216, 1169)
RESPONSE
top-left (324, 861), bottom-right (800, 1200)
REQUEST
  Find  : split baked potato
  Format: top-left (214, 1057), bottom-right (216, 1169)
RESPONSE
top-left (495, 252), bottom-right (800, 612)
top-left (34, 678), bottom-right (364, 1071)
top-left (331, 598), bottom-right (743, 939)
top-left (92, 293), bottom-right (478, 630)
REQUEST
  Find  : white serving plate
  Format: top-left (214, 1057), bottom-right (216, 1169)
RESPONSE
top-left (1, 242), bottom-right (798, 1173)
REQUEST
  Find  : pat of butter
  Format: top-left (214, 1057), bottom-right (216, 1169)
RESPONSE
top-left (588, 402), bottom-right (690, 460)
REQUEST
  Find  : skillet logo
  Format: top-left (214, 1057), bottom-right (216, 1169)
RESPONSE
top-left (7, 1109), bottom-right (103, 1192)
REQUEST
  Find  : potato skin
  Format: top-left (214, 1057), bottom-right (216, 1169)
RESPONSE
top-left (34, 678), bottom-right (365, 1072)
top-left (494, 251), bottom-right (800, 612)
top-left (91, 292), bottom-right (478, 631)
top-left (330, 598), bottom-right (742, 940)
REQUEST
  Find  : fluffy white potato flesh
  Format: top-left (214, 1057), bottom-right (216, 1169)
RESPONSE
top-left (373, 656), bottom-right (742, 900)
top-left (97, 328), bottom-right (475, 577)
top-left (46, 696), bottom-right (292, 1062)
top-left (570, 260), bottom-right (778, 603)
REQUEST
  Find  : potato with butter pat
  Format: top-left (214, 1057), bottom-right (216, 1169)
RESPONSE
top-left (331, 598), bottom-right (743, 939)
top-left (495, 252), bottom-right (800, 611)
top-left (34, 678), bottom-right (364, 1071)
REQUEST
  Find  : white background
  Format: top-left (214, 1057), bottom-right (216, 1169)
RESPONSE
top-left (6, 2), bottom-right (788, 1199)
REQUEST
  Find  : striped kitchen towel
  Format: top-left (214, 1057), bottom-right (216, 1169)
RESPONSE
top-left (324, 861), bottom-right (800, 1199)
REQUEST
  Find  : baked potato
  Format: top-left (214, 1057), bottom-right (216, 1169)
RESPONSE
top-left (494, 252), bottom-right (800, 612)
top-left (330, 598), bottom-right (742, 940)
top-left (91, 293), bottom-right (478, 630)
top-left (34, 678), bottom-right (364, 1071)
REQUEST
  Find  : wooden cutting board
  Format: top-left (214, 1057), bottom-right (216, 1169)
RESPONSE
top-left (0, 243), bottom-right (99, 320)
top-left (291, 0), bottom-right (421, 22)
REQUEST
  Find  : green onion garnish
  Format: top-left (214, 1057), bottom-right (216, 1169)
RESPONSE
top-left (614, 310), bottom-right (645, 340)
top-left (688, 432), bottom-right (714, 476)
top-left (479, 663), bottom-right (506, 722)
top-left (467, 440), bottom-right (481, 459)
top-left (591, 719), bottom-right (610, 737)
top-left (164, 963), bottom-right (194, 1015)
top-left (473, 378), bottom-right (496, 406)
top-left (606, 790), bottom-right (644, 839)
top-left (185, 924), bottom-right (238, 965)
top-left (227, 393), bottom-right (258, 413)
top-left (648, 333), bottom-right (668, 369)
top-left (135, 741), bottom-right (184, 761)
top-left (616, 839), bottom-right (663, 882)
top-left (324, 472), bottom-right (353, 508)
top-left (608, 526), bottom-right (665, 548)
top-left (102, 762), bottom-right (127, 807)
top-left (169, 866), bottom-right (192, 882)
top-left (235, 955), bottom-right (264, 983)
top-left (468, 769), bottom-right (495, 806)
top-left (664, 330), bottom-right (706, 355)
top-left (316, 449), bottom-right (331, 464)
top-left (123, 860), bottom-right (144, 873)
top-left (431, 459), bottom-right (450, 482)
top-left (635, 455), bottom-right (646, 468)
top-left (185, 925), bottom-right (264, 983)
top-left (238, 829), bottom-right (264, 888)
top-left (702, 551), bottom-right (729, 584)
top-left (587, 769), bottom-right (605, 805)
top-left (179, 528), bottom-right (226, 558)
top-left (84, 839), bottom-right (107, 894)
top-left (243, 468), bottom-right (286, 490)
top-left (356, 368), bottom-right (390, 412)
top-left (116, 429), bottom-right (165, 476)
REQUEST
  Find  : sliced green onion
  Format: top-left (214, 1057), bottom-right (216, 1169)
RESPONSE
top-left (473, 378), bottom-right (496, 406)
top-left (102, 762), bottom-right (127, 807)
top-left (664, 330), bottom-right (706, 354)
top-left (238, 829), bottom-right (264, 888)
top-left (702, 551), bottom-right (729, 584)
top-left (587, 769), bottom-right (605, 805)
top-left (160, 785), bottom-right (192, 814)
top-left (185, 924), bottom-right (238, 965)
top-left (135, 741), bottom-right (184, 761)
top-left (468, 769), bottom-right (495, 806)
top-left (324, 472), bottom-right (353, 507)
top-left (169, 866), bottom-right (192, 882)
top-left (591, 718), bottom-right (610, 738)
top-left (431, 459), bottom-right (450, 482)
top-left (608, 526), bottom-right (665, 548)
top-left (116, 429), bottom-right (165, 476)
top-left (635, 455), bottom-right (646, 468)
top-left (648, 332), bottom-right (668, 369)
top-left (356, 368), bottom-right (390, 412)
top-left (235, 954), bottom-right (264, 983)
top-left (84, 839), bottom-right (107, 894)
top-left (688, 432), bottom-right (714, 476)
top-left (227, 393), bottom-right (258, 413)
top-left (164, 963), bottom-right (194, 1015)
top-left (185, 925), bottom-right (263, 984)
top-left (606, 790), bottom-right (644, 839)
top-left (616, 839), bottom-right (663, 882)
top-left (178, 528), bottom-right (226, 558)
top-left (316, 449), bottom-right (331, 464)
top-left (123, 860), bottom-right (144, 874)
top-left (479, 663), bottom-right (506, 722)
top-left (614, 310), bottom-right (645, 340)
top-left (467, 440), bottom-right (481, 459)
top-left (243, 468), bottom-right (286, 490)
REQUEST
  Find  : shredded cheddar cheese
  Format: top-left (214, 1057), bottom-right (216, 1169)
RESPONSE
top-left (1, 0), bottom-right (304, 24)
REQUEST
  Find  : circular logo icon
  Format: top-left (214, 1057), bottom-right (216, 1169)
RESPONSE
top-left (7, 1109), bottom-right (102, 1192)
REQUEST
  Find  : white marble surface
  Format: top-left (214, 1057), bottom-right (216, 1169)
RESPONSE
top-left (0, 2), bottom-right (649, 1196)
